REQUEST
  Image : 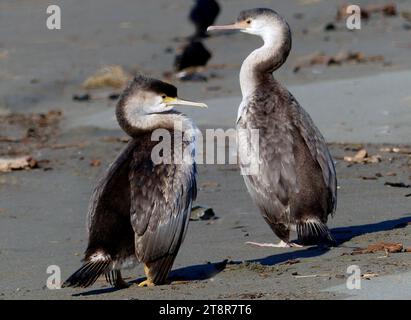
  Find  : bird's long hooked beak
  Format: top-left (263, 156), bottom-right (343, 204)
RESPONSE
top-left (166, 97), bottom-right (208, 109)
top-left (207, 22), bottom-right (247, 32)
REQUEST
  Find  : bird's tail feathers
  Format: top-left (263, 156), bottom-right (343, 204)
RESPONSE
top-left (105, 270), bottom-right (124, 287)
top-left (296, 219), bottom-right (335, 246)
top-left (147, 255), bottom-right (176, 285)
top-left (62, 252), bottom-right (112, 288)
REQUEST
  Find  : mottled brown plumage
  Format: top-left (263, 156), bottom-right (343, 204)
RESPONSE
top-left (238, 78), bottom-right (336, 245)
top-left (209, 9), bottom-right (337, 247)
top-left (63, 75), bottom-right (204, 288)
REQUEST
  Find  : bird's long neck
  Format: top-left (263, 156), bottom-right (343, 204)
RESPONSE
top-left (116, 107), bottom-right (197, 140)
top-left (239, 28), bottom-right (291, 98)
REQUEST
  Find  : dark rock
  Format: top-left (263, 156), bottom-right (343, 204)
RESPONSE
top-left (72, 93), bottom-right (90, 102)
top-left (108, 93), bottom-right (120, 100)
top-left (324, 22), bottom-right (336, 31)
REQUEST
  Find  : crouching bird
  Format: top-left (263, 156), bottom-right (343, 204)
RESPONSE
top-left (63, 74), bottom-right (207, 288)
top-left (208, 8), bottom-right (337, 248)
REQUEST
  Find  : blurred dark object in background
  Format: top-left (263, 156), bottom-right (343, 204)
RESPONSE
top-left (189, 0), bottom-right (221, 38)
top-left (174, 40), bottom-right (211, 72)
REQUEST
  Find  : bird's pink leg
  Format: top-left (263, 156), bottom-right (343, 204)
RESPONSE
top-left (245, 240), bottom-right (303, 248)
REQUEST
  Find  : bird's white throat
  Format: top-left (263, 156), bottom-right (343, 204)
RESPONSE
top-left (123, 106), bottom-right (199, 145)
top-left (239, 25), bottom-right (285, 99)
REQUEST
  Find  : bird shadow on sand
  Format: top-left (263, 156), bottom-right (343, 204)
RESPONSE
top-left (71, 259), bottom-right (228, 297)
top-left (128, 259), bottom-right (229, 285)
top-left (252, 214), bottom-right (411, 266)
top-left (72, 285), bottom-right (126, 297)
top-left (72, 214), bottom-right (411, 296)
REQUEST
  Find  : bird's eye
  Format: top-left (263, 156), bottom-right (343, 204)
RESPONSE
top-left (162, 95), bottom-right (167, 99)
top-left (246, 19), bottom-right (252, 24)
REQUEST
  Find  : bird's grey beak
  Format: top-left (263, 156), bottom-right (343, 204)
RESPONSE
top-left (207, 21), bottom-right (247, 32)
top-left (166, 97), bottom-right (208, 109)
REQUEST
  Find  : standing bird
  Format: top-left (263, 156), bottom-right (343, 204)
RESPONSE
top-left (63, 75), bottom-right (207, 288)
top-left (208, 9), bottom-right (337, 248)
top-left (189, 0), bottom-right (221, 39)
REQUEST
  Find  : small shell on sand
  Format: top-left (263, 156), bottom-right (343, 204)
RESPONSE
top-left (190, 205), bottom-right (216, 221)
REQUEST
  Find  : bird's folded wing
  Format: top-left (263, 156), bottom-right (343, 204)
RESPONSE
top-left (86, 140), bottom-right (137, 233)
top-left (242, 119), bottom-right (298, 224)
top-left (129, 149), bottom-right (197, 262)
top-left (291, 99), bottom-right (337, 214)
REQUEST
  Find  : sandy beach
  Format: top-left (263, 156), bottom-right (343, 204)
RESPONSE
top-left (1, 0), bottom-right (411, 300)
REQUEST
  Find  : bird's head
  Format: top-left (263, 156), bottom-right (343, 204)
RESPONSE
top-left (207, 8), bottom-right (289, 43)
top-left (117, 74), bottom-right (207, 116)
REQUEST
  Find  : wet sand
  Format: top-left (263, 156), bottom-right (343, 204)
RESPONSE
top-left (1, 0), bottom-right (411, 299)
